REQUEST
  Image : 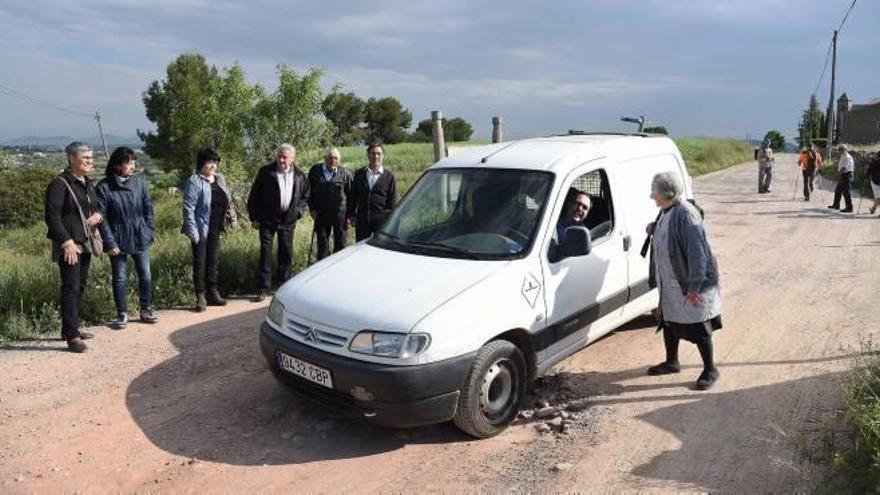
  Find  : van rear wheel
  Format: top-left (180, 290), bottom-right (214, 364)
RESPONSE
top-left (454, 340), bottom-right (526, 438)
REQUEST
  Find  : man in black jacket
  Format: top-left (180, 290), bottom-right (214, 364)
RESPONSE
top-left (44, 141), bottom-right (103, 353)
top-left (247, 144), bottom-right (310, 300)
top-left (347, 143), bottom-right (397, 241)
top-left (308, 147), bottom-right (353, 260)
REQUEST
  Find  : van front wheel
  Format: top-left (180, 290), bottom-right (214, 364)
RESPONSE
top-left (454, 340), bottom-right (526, 438)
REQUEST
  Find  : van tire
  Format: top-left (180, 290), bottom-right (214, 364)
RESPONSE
top-left (453, 340), bottom-right (527, 438)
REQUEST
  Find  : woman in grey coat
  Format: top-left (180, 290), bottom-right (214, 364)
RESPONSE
top-left (646, 171), bottom-right (722, 390)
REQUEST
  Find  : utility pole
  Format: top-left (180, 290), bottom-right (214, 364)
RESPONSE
top-left (95, 112), bottom-right (110, 159)
top-left (825, 30), bottom-right (838, 158)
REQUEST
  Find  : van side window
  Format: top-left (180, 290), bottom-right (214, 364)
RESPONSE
top-left (552, 169), bottom-right (614, 252)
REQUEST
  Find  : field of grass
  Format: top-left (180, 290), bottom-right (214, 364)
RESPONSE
top-left (0, 137), bottom-right (752, 341)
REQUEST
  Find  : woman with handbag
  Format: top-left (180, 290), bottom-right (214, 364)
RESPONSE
top-left (96, 146), bottom-right (158, 329)
top-left (44, 141), bottom-right (104, 353)
top-left (181, 148), bottom-right (238, 312)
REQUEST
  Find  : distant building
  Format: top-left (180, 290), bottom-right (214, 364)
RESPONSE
top-left (837, 93), bottom-right (880, 145)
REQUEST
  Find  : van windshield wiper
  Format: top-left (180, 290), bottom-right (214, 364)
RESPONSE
top-left (398, 240), bottom-right (483, 260)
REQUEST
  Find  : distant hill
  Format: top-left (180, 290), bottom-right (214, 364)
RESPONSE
top-left (0, 134), bottom-right (141, 148)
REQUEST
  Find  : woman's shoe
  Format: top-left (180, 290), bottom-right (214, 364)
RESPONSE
top-left (647, 361), bottom-right (681, 375)
top-left (140, 308), bottom-right (158, 324)
top-left (695, 368), bottom-right (720, 390)
top-left (110, 313), bottom-right (128, 330)
top-left (195, 293), bottom-right (207, 312)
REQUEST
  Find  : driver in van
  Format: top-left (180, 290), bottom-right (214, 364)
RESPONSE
top-left (554, 188), bottom-right (591, 245)
top-left (552, 188), bottom-right (613, 251)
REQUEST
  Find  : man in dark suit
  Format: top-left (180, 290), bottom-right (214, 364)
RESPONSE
top-left (247, 144), bottom-right (310, 300)
top-left (347, 143), bottom-right (397, 241)
top-left (308, 147), bottom-right (353, 260)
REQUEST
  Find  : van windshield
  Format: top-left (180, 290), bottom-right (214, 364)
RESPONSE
top-left (370, 168), bottom-right (553, 260)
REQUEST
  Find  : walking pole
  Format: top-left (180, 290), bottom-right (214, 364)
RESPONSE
top-left (857, 171), bottom-right (865, 215)
top-left (792, 163), bottom-right (800, 201)
top-left (307, 228), bottom-right (316, 267)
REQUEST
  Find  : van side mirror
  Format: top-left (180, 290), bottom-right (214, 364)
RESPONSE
top-left (551, 225), bottom-right (591, 262)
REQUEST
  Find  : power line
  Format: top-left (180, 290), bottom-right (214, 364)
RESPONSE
top-left (809, 0), bottom-right (858, 99)
top-left (837, 0), bottom-right (858, 32)
top-left (812, 40), bottom-right (833, 97)
top-left (0, 81), bottom-right (94, 118)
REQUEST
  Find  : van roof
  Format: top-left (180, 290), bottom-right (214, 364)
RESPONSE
top-left (434, 134), bottom-right (679, 173)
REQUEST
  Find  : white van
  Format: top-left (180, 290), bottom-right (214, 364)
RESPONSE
top-left (259, 133), bottom-right (695, 438)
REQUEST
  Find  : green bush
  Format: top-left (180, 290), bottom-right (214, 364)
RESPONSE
top-left (837, 345), bottom-right (880, 491)
top-left (0, 167), bottom-right (62, 228)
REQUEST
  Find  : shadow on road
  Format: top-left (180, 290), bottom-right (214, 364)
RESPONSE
top-left (125, 308), bottom-right (469, 466)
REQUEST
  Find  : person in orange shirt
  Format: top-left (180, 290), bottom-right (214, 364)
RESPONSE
top-left (798, 144), bottom-right (823, 201)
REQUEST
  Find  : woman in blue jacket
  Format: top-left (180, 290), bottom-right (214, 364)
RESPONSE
top-left (96, 147), bottom-right (157, 328)
top-left (181, 148), bottom-right (237, 311)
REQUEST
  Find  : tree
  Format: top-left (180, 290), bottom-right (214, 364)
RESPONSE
top-left (139, 54), bottom-right (253, 179)
top-left (413, 116), bottom-right (474, 142)
top-left (796, 94), bottom-right (826, 148)
top-left (763, 130), bottom-right (785, 151)
top-left (0, 149), bottom-right (13, 171)
top-left (246, 65), bottom-right (329, 166)
top-left (364, 97), bottom-right (412, 144)
top-left (322, 89), bottom-right (366, 146)
top-left (644, 126), bottom-right (668, 135)
top-left (446, 117), bottom-right (473, 142)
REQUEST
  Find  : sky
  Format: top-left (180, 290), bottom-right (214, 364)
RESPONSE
top-left (0, 0), bottom-right (877, 143)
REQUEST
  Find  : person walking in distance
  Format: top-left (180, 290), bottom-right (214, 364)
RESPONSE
top-left (347, 143), bottom-right (397, 241)
top-left (757, 139), bottom-right (774, 194)
top-left (44, 141), bottom-right (103, 353)
top-left (96, 147), bottom-right (158, 328)
top-left (798, 144), bottom-right (823, 201)
top-left (247, 144), bottom-right (310, 301)
top-left (308, 147), bottom-right (353, 260)
top-left (828, 144), bottom-right (855, 213)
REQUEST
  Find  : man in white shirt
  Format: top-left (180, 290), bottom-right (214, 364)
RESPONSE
top-left (757, 139), bottom-right (774, 194)
top-left (247, 144), bottom-right (310, 299)
top-left (828, 144), bottom-right (854, 213)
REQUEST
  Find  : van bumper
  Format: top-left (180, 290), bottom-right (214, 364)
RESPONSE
top-left (259, 322), bottom-right (475, 428)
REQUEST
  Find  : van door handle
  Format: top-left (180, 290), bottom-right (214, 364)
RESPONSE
top-left (623, 235), bottom-right (631, 251)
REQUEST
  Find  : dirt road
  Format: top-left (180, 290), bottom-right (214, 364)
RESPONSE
top-left (2, 154), bottom-right (878, 492)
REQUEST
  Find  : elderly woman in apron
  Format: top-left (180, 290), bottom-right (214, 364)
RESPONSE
top-left (645, 171), bottom-right (722, 390)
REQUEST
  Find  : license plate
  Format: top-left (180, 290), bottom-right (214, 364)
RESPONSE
top-left (277, 352), bottom-right (334, 389)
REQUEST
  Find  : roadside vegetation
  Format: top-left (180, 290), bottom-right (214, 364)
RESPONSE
top-left (0, 137), bottom-right (751, 342)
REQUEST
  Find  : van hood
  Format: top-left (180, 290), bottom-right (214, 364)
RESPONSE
top-left (278, 243), bottom-right (508, 333)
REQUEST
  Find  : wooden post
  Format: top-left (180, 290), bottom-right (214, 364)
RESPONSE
top-left (95, 112), bottom-right (110, 159)
top-left (432, 110), bottom-right (446, 163)
top-left (492, 116), bottom-right (503, 143)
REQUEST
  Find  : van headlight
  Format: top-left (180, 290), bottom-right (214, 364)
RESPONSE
top-left (267, 297), bottom-right (285, 327)
top-left (349, 331), bottom-right (431, 358)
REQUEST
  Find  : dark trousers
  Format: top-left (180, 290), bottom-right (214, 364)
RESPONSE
top-left (110, 248), bottom-right (152, 314)
top-left (758, 166), bottom-right (772, 192)
top-left (355, 216), bottom-right (384, 242)
top-left (259, 224), bottom-right (294, 290)
top-left (191, 228), bottom-right (221, 295)
top-left (831, 171), bottom-right (853, 210)
top-left (315, 213), bottom-right (347, 260)
top-left (58, 252), bottom-right (92, 341)
top-left (802, 171), bottom-right (815, 200)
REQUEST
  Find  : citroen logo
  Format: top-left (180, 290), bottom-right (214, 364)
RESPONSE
top-left (304, 327), bottom-right (319, 344)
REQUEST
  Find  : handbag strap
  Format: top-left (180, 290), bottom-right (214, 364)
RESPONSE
top-left (55, 176), bottom-right (90, 233)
